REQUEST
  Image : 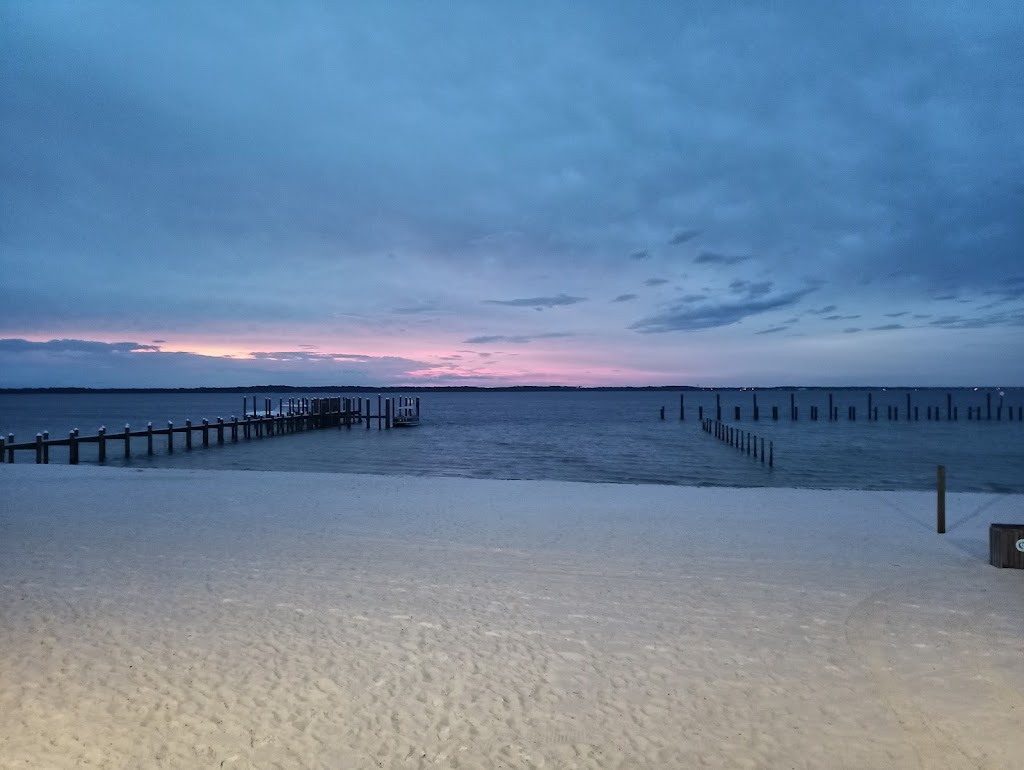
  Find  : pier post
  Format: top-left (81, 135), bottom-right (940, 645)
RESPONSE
top-left (98, 427), bottom-right (106, 463)
top-left (124, 424), bottom-right (131, 459)
top-left (167, 422), bottom-right (174, 453)
top-left (36, 433), bottom-right (43, 464)
top-left (70, 431), bottom-right (79, 464)
top-left (746, 432), bottom-right (751, 455)
top-left (868, 392), bottom-right (873, 420)
top-left (753, 392), bottom-right (759, 421)
top-left (716, 393), bottom-right (721, 421)
top-left (937, 465), bottom-right (946, 534)
top-left (772, 406), bottom-right (778, 420)
top-left (232, 416), bottom-right (238, 442)
top-left (986, 393), bottom-right (991, 420)
top-left (949, 393), bottom-right (954, 421)
top-left (790, 393), bottom-right (795, 420)
top-left (147, 423), bottom-right (154, 454)
top-left (828, 393), bottom-right (833, 421)
top-left (914, 406), bottom-right (919, 421)
top-left (186, 419), bottom-right (193, 449)
top-left (734, 405), bottom-right (741, 420)
top-left (760, 437), bottom-right (765, 464)
top-left (217, 417), bottom-right (224, 444)
top-left (906, 393), bottom-right (911, 421)
top-left (416, 397), bottom-right (421, 419)
top-left (386, 397), bottom-right (392, 429)
top-left (699, 406), bottom-right (704, 420)
top-left (202, 419), bottom-right (209, 447)
top-left (769, 441), bottom-right (774, 467)
top-left (680, 393), bottom-right (685, 420)
top-left (42, 431), bottom-right (49, 464)
top-left (660, 406), bottom-right (665, 420)
top-left (0, 436), bottom-right (4, 464)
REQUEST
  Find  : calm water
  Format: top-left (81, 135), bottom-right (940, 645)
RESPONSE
top-left (2, 389), bottom-right (1023, 493)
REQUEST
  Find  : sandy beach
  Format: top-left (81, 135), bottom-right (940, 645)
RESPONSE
top-left (1, 466), bottom-right (1021, 769)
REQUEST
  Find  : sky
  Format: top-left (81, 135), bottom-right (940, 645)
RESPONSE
top-left (2, 1), bottom-right (1023, 388)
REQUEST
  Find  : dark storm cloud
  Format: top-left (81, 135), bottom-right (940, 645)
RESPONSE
top-left (482, 294), bottom-right (586, 309)
top-left (611, 293), bottom-right (638, 303)
top-left (669, 229), bottom-right (701, 245)
top-left (0, 338), bottom-right (160, 354)
top-left (463, 332), bottom-right (574, 344)
top-left (730, 280), bottom-right (773, 298)
top-left (694, 252), bottom-right (749, 266)
top-left (643, 278), bottom-right (669, 287)
top-left (631, 286), bottom-right (817, 333)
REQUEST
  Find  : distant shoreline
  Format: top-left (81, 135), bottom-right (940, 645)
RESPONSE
top-left (0, 384), bottom-right (1018, 394)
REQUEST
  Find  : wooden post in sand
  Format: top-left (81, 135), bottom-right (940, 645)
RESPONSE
top-left (147, 422), bottom-right (154, 455)
top-left (70, 430), bottom-right (79, 464)
top-left (98, 427), bottom-right (106, 463)
top-left (124, 424), bottom-right (131, 459)
top-left (937, 465), bottom-right (946, 534)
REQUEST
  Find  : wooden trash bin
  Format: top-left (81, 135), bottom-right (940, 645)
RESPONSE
top-left (989, 524), bottom-right (1024, 569)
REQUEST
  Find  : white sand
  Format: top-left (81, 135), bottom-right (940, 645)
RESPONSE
top-left (1, 466), bottom-right (1022, 769)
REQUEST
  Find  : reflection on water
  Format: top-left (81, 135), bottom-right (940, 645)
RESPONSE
top-left (1, 389), bottom-right (1023, 493)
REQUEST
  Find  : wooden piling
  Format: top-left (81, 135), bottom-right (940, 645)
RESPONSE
top-left (147, 422), bottom-right (154, 454)
top-left (760, 437), bottom-right (765, 464)
top-left (734, 405), bottom-right (740, 420)
top-left (124, 424), bottom-right (131, 459)
top-left (699, 405), bottom-right (704, 420)
top-left (202, 419), bottom-right (209, 447)
top-left (679, 393), bottom-right (684, 420)
top-left (70, 430), bottom-right (79, 464)
top-left (36, 433), bottom-right (43, 464)
top-left (772, 406), bottom-right (778, 420)
top-left (906, 393), bottom-right (911, 421)
top-left (98, 427), bottom-right (106, 463)
top-left (828, 393), bottom-right (833, 421)
top-left (790, 393), bottom-right (795, 420)
top-left (949, 393), bottom-right (954, 421)
top-left (868, 392), bottom-right (873, 420)
top-left (660, 406), bottom-right (665, 420)
top-left (753, 392), bottom-right (759, 421)
top-left (232, 416), bottom-right (238, 442)
top-left (42, 431), bottom-right (49, 464)
top-left (167, 422), bottom-right (174, 453)
top-left (0, 436), bottom-right (5, 464)
top-left (937, 465), bottom-right (946, 534)
top-left (986, 393), bottom-right (991, 420)
top-left (769, 441), bottom-right (774, 467)
top-left (386, 397), bottom-right (392, 429)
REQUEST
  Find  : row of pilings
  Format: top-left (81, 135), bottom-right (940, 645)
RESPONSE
top-left (701, 418), bottom-right (773, 467)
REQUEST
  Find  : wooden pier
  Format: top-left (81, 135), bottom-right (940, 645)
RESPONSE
top-left (1, 395), bottom-right (420, 465)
